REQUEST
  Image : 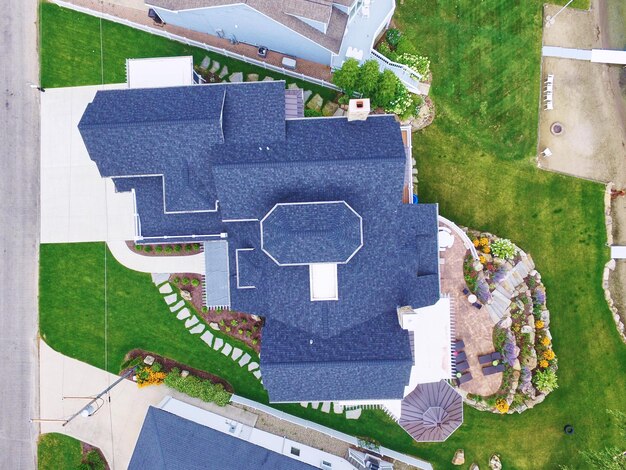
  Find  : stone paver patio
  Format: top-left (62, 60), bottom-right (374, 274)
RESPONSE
top-left (439, 222), bottom-right (502, 396)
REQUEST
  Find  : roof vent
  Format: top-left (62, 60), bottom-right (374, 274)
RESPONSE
top-left (347, 98), bottom-right (370, 121)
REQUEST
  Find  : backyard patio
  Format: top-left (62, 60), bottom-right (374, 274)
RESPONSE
top-left (438, 219), bottom-right (502, 397)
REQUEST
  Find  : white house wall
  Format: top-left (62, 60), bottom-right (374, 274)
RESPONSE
top-left (151, 3), bottom-right (334, 65)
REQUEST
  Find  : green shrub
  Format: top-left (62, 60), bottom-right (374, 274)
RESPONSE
top-left (164, 371), bottom-right (232, 405)
top-left (151, 362), bottom-right (162, 373)
top-left (491, 239), bottom-right (517, 260)
top-left (192, 243), bottom-right (200, 250)
top-left (372, 69), bottom-right (399, 108)
top-left (385, 28), bottom-right (402, 48)
top-left (396, 36), bottom-right (418, 55)
top-left (304, 109), bottom-right (322, 117)
top-left (134, 245), bottom-right (143, 251)
top-left (238, 329), bottom-right (243, 335)
top-left (85, 450), bottom-right (105, 470)
top-left (164, 245), bottom-right (173, 253)
top-left (385, 82), bottom-right (413, 117)
top-left (533, 369), bottom-right (558, 393)
top-left (377, 41), bottom-right (396, 60)
top-left (357, 59), bottom-right (382, 98)
top-left (182, 277), bottom-right (190, 285)
top-left (174, 244), bottom-right (182, 252)
top-left (202, 306), bottom-right (208, 313)
top-left (143, 245), bottom-right (152, 253)
top-left (332, 58), bottom-right (360, 95)
top-left (155, 245), bottom-right (163, 253)
top-left (252, 339), bottom-right (258, 345)
top-left (191, 278), bottom-right (200, 287)
top-left (184, 244), bottom-right (193, 252)
top-left (225, 326), bottom-right (231, 332)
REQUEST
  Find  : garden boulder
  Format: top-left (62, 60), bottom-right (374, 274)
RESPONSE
top-left (451, 449), bottom-right (465, 465)
top-left (489, 454), bottom-right (502, 470)
top-left (306, 94), bottom-right (323, 112)
top-left (180, 289), bottom-right (192, 301)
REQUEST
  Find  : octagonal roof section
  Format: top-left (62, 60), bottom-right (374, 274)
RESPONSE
top-left (260, 201), bottom-right (363, 266)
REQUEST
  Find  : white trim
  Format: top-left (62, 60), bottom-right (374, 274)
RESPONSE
top-left (223, 218), bottom-right (259, 223)
top-left (259, 201), bottom-right (363, 266)
top-left (235, 248), bottom-right (256, 289)
top-left (139, 233), bottom-right (222, 240)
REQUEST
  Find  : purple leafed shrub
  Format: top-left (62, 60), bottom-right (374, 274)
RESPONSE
top-left (476, 279), bottom-right (492, 303)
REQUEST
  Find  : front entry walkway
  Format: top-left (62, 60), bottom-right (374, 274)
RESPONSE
top-left (438, 221), bottom-right (501, 397)
top-left (107, 240), bottom-right (206, 274)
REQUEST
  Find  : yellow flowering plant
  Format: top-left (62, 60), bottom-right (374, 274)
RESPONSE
top-left (535, 320), bottom-right (545, 329)
top-left (541, 336), bottom-right (551, 346)
top-left (543, 349), bottom-right (555, 361)
top-left (483, 246), bottom-right (491, 254)
top-left (479, 237), bottom-right (489, 247)
top-left (473, 239), bottom-right (480, 247)
top-left (495, 398), bottom-right (509, 414)
top-left (479, 255), bottom-right (486, 264)
top-left (539, 359), bottom-right (549, 368)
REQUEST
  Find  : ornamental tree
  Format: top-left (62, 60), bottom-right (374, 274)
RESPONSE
top-left (332, 58), bottom-right (360, 95)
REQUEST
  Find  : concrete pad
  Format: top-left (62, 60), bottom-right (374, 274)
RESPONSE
top-left (200, 331), bottom-right (214, 347)
top-left (159, 283), bottom-right (173, 294)
top-left (253, 370), bottom-right (262, 379)
top-left (213, 338), bottom-right (224, 350)
top-left (321, 402), bottom-right (331, 413)
top-left (248, 362), bottom-right (259, 371)
top-left (238, 353), bottom-right (251, 367)
top-left (346, 408), bottom-right (362, 419)
top-left (231, 347), bottom-right (243, 360)
top-left (169, 300), bottom-right (185, 312)
top-left (40, 85), bottom-right (136, 243)
top-left (163, 293), bottom-right (178, 305)
top-left (189, 324), bottom-right (205, 335)
top-left (184, 315), bottom-right (199, 328)
top-left (176, 308), bottom-right (191, 320)
top-left (221, 343), bottom-right (233, 356)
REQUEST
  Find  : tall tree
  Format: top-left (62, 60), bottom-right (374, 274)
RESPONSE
top-left (331, 58), bottom-right (360, 95)
top-left (357, 60), bottom-right (381, 98)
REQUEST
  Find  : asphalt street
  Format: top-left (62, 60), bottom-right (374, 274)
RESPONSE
top-left (0, 0), bottom-right (40, 468)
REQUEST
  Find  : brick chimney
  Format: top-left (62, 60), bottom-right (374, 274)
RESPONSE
top-left (347, 98), bottom-right (370, 121)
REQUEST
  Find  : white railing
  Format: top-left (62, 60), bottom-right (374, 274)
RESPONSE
top-left (51, 0), bottom-right (341, 92)
top-left (438, 215), bottom-right (479, 260)
top-left (370, 49), bottom-right (421, 93)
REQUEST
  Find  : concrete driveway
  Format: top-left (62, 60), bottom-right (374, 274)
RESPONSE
top-left (41, 85), bottom-right (137, 243)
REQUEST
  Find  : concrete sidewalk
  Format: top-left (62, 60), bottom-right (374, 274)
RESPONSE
top-left (39, 340), bottom-right (256, 469)
top-left (107, 240), bottom-right (206, 274)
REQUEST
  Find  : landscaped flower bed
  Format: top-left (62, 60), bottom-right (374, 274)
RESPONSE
top-left (127, 241), bottom-right (202, 256)
top-left (463, 231), bottom-right (557, 414)
top-left (169, 273), bottom-right (263, 353)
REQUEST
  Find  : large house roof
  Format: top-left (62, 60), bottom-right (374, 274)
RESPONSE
top-left (146, 0), bottom-right (349, 53)
top-left (79, 81), bottom-right (441, 402)
top-left (129, 407), bottom-right (316, 469)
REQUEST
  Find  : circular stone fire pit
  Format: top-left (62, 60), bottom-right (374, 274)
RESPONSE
top-left (550, 122), bottom-right (564, 136)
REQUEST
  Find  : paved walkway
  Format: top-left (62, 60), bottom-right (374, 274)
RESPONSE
top-left (108, 240), bottom-right (206, 274)
top-left (39, 340), bottom-right (257, 469)
top-left (53, 0), bottom-right (332, 82)
top-left (438, 224), bottom-right (501, 397)
top-left (542, 45), bottom-right (626, 64)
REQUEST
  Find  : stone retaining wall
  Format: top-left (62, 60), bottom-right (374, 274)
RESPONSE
top-left (604, 182), bottom-right (626, 344)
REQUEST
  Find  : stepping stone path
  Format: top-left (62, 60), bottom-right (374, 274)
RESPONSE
top-left (333, 403), bottom-right (344, 414)
top-left (322, 101), bottom-right (339, 116)
top-left (262, 76), bottom-right (274, 81)
top-left (238, 353), bottom-right (251, 367)
top-left (209, 322), bottom-right (220, 331)
top-left (287, 83), bottom-right (300, 90)
top-left (201, 331), bottom-right (214, 347)
top-left (311, 402), bottom-right (320, 410)
top-left (189, 324), bottom-right (205, 335)
top-left (151, 273), bottom-right (169, 285)
top-left (306, 94), bottom-right (323, 112)
top-left (200, 56), bottom-right (211, 70)
top-left (303, 90), bottom-right (312, 102)
top-left (159, 283), bottom-right (173, 294)
top-left (213, 337), bottom-right (224, 351)
top-left (346, 408), bottom-right (362, 420)
top-left (248, 362), bottom-right (259, 371)
top-left (164, 293), bottom-right (177, 305)
top-left (253, 370), bottom-right (262, 379)
top-left (231, 348), bottom-right (243, 360)
top-left (184, 315), bottom-right (199, 328)
top-left (333, 108), bottom-right (346, 117)
top-left (176, 308), bottom-right (191, 320)
top-left (246, 73), bottom-right (259, 81)
top-left (209, 60), bottom-right (220, 74)
top-left (218, 66), bottom-right (229, 78)
top-left (229, 72), bottom-right (243, 82)
top-left (221, 343), bottom-right (233, 356)
top-left (170, 300), bottom-right (185, 312)
top-left (321, 402), bottom-right (331, 413)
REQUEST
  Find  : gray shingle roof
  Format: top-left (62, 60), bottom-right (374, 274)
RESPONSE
top-left (146, 0), bottom-right (348, 53)
top-left (80, 81), bottom-right (441, 403)
top-left (129, 407), bottom-right (317, 469)
top-left (261, 201), bottom-right (362, 265)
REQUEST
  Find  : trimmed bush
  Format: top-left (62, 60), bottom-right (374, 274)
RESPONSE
top-left (182, 277), bottom-right (190, 285)
top-left (164, 245), bottom-right (173, 253)
top-left (155, 245), bottom-right (163, 253)
top-left (377, 41), bottom-right (396, 61)
top-left (201, 306), bottom-right (208, 313)
top-left (174, 244), bottom-right (182, 252)
top-left (163, 368), bottom-right (231, 405)
top-left (184, 244), bottom-right (193, 252)
top-left (134, 244), bottom-right (143, 251)
top-left (143, 245), bottom-right (152, 253)
top-left (491, 238), bottom-right (517, 260)
top-left (385, 28), bottom-right (402, 48)
top-left (191, 278), bottom-right (200, 287)
top-left (533, 369), bottom-right (558, 393)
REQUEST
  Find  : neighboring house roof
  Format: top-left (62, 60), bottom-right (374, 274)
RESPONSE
top-left (79, 81), bottom-right (441, 402)
top-left (129, 407), bottom-right (316, 469)
top-left (146, 0), bottom-right (348, 53)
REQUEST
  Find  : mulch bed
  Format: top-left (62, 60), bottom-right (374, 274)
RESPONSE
top-left (82, 443), bottom-right (110, 470)
top-left (169, 274), bottom-right (263, 353)
top-left (122, 349), bottom-right (234, 393)
top-left (125, 240), bottom-right (202, 257)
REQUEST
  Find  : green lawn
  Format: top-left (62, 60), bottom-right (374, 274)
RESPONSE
top-left (39, 2), bottom-right (338, 103)
top-left (38, 433), bottom-right (83, 470)
top-left (38, 0), bottom-right (626, 468)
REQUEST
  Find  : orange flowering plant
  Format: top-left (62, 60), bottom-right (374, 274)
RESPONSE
top-left (136, 365), bottom-right (167, 388)
top-left (543, 349), bottom-right (555, 361)
top-left (479, 237), bottom-right (489, 247)
top-left (541, 336), bottom-right (551, 347)
top-left (539, 359), bottom-right (549, 368)
top-left (473, 238), bottom-right (480, 247)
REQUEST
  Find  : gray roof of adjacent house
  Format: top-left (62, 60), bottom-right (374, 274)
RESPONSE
top-left (129, 407), bottom-right (316, 469)
top-left (79, 81), bottom-right (441, 403)
top-left (146, 0), bottom-right (349, 52)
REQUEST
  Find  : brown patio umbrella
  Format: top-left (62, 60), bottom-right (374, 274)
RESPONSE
top-left (399, 380), bottom-right (463, 442)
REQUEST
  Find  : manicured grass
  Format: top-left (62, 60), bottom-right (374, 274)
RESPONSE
top-left (38, 433), bottom-right (82, 470)
top-left (39, 242), bottom-right (268, 403)
top-left (39, 2), bottom-right (338, 102)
